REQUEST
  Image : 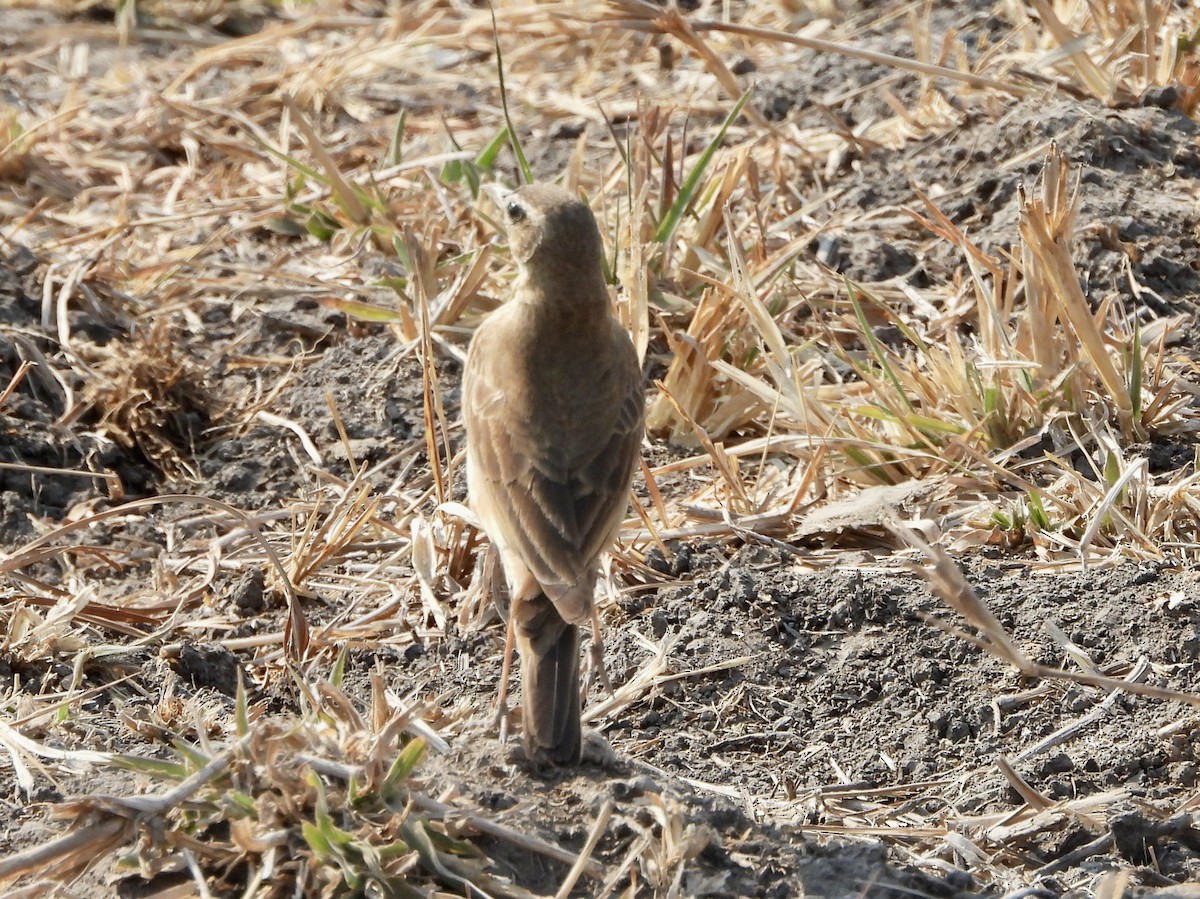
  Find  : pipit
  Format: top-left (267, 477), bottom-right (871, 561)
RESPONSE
top-left (463, 183), bottom-right (644, 766)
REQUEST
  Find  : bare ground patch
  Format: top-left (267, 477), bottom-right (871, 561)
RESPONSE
top-left (2, 1), bottom-right (1200, 896)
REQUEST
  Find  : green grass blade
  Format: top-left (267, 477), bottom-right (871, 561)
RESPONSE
top-left (1027, 489), bottom-right (1051, 530)
top-left (250, 134), bottom-right (327, 184)
top-left (847, 284), bottom-right (914, 413)
top-left (490, 5), bottom-right (531, 184)
top-left (475, 127), bottom-right (508, 170)
top-left (654, 89), bottom-right (750, 244)
top-left (386, 109), bottom-right (407, 167)
top-left (109, 754), bottom-right (190, 779)
top-left (382, 737), bottom-right (427, 795)
top-left (330, 644), bottom-right (348, 688)
top-left (1129, 318), bottom-right (1143, 421)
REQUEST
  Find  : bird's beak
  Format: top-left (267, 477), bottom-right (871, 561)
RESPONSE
top-left (481, 182), bottom-right (513, 214)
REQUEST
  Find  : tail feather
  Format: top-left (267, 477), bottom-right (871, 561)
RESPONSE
top-left (514, 593), bottom-right (581, 766)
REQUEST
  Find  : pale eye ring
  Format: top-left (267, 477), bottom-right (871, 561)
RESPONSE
top-left (506, 201), bottom-right (526, 222)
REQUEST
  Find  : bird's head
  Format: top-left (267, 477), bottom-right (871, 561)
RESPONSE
top-left (483, 183), bottom-right (605, 285)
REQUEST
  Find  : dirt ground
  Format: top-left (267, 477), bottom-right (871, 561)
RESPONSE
top-left (3, 2), bottom-right (1200, 897)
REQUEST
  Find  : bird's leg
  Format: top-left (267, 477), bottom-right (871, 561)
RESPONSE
top-left (484, 546), bottom-right (516, 743)
top-left (584, 557), bottom-right (621, 697)
top-left (494, 612), bottom-right (515, 744)
top-left (586, 602), bottom-right (614, 696)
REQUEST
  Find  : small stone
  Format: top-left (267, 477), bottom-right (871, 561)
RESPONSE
top-left (1175, 762), bottom-right (1197, 787)
top-left (945, 718), bottom-right (972, 742)
top-left (1042, 752), bottom-right (1074, 774)
top-left (231, 568), bottom-right (265, 613)
top-left (613, 775), bottom-right (660, 800)
top-left (650, 610), bottom-right (669, 638)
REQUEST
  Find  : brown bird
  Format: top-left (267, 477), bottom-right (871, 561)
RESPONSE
top-left (463, 183), bottom-right (644, 766)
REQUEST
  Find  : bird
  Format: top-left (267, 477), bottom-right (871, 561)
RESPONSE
top-left (463, 183), bottom-right (645, 766)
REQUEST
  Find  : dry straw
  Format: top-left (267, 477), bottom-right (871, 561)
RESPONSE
top-left (1, 0), bottom-right (1199, 893)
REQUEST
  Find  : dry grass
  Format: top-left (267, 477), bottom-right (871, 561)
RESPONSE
top-left (2, 0), bottom-right (1200, 894)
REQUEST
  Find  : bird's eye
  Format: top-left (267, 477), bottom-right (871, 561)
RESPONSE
top-left (506, 201), bottom-right (526, 222)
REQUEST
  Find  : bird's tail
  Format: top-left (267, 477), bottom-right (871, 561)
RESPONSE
top-left (514, 592), bottom-right (581, 766)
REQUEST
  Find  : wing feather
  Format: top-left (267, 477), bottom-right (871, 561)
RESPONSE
top-left (465, 314), bottom-right (643, 609)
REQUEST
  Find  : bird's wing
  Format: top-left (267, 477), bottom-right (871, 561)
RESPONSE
top-left (465, 319), bottom-right (644, 609)
top-left (569, 331), bottom-right (645, 567)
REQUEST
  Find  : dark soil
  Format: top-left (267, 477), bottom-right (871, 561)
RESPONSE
top-left (3, 3), bottom-right (1200, 898)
